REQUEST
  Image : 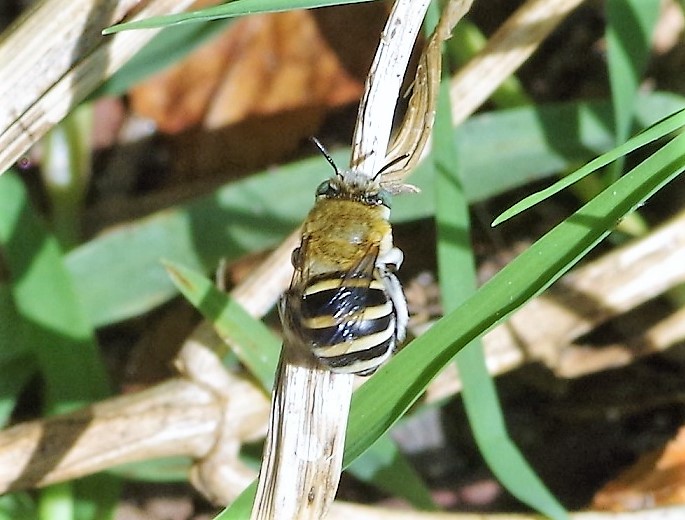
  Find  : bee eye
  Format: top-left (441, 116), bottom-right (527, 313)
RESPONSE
top-left (291, 247), bottom-right (302, 268)
top-left (316, 180), bottom-right (331, 197)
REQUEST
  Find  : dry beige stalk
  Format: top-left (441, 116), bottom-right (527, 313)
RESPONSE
top-left (383, 0), bottom-right (472, 185)
top-left (0, 379), bottom-right (220, 493)
top-left (450, 0), bottom-right (585, 125)
top-left (251, 1), bottom-right (439, 518)
top-left (0, 0), bottom-right (197, 175)
top-left (350, 0), bottom-right (433, 178)
top-left (251, 352), bottom-right (354, 519)
top-left (0, 303), bottom-right (270, 500)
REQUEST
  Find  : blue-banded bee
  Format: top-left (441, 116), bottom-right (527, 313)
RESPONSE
top-left (279, 139), bottom-right (409, 376)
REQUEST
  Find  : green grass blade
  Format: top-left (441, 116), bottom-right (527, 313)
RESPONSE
top-left (606, 0), bottom-right (660, 145)
top-left (0, 493), bottom-right (37, 520)
top-left (606, 0), bottom-right (660, 181)
top-left (0, 172), bottom-right (109, 412)
top-left (38, 483), bottom-right (73, 520)
top-left (107, 457), bottom-right (192, 482)
top-left (493, 106), bottom-right (685, 226)
top-left (345, 130), bottom-right (685, 466)
top-left (0, 172), bottom-right (117, 520)
top-left (73, 475), bottom-right (121, 520)
top-left (0, 284), bottom-right (36, 362)
top-left (103, 0), bottom-right (376, 33)
top-left (65, 94), bottom-right (683, 328)
top-left (164, 260), bottom-right (280, 390)
top-left (347, 434), bottom-right (437, 510)
top-left (214, 482), bottom-right (255, 519)
top-left (433, 73), bottom-right (566, 516)
top-left (92, 18), bottom-right (233, 99)
top-left (0, 356), bottom-right (36, 426)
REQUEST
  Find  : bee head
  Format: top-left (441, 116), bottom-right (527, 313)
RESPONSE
top-left (310, 137), bottom-right (392, 208)
top-left (316, 173), bottom-right (391, 208)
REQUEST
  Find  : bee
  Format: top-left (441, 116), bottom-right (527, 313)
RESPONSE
top-left (279, 139), bottom-right (409, 376)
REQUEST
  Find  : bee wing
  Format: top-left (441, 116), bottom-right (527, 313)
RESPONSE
top-left (284, 234), bottom-right (379, 330)
top-left (279, 234), bottom-right (312, 347)
top-left (325, 245), bottom-right (379, 333)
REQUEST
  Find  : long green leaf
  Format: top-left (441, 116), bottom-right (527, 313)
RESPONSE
top-left (92, 18), bottom-right (233, 99)
top-left (0, 172), bottom-right (115, 520)
top-left (493, 106), bottom-right (685, 226)
top-left (103, 0), bottom-right (376, 33)
top-left (347, 434), bottom-right (437, 510)
top-left (433, 72), bottom-right (565, 516)
top-left (605, 0), bottom-right (660, 183)
top-left (606, 0), bottom-right (660, 145)
top-left (0, 172), bottom-right (109, 411)
top-left (165, 260), bottom-right (280, 390)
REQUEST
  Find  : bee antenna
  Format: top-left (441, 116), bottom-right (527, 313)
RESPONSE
top-left (373, 153), bottom-right (410, 181)
top-left (310, 137), bottom-right (341, 177)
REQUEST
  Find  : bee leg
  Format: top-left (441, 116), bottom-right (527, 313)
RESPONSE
top-left (378, 268), bottom-right (408, 344)
top-left (379, 246), bottom-right (404, 272)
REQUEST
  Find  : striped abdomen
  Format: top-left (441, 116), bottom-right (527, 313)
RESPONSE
top-left (300, 273), bottom-right (397, 376)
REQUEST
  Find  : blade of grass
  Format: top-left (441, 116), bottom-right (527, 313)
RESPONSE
top-left (447, 19), bottom-right (531, 108)
top-left (0, 356), bottom-right (36, 427)
top-left (0, 285), bottom-right (35, 362)
top-left (42, 106), bottom-right (92, 250)
top-left (91, 17), bottom-right (233, 99)
top-left (107, 457), bottom-right (192, 482)
top-left (103, 0), bottom-right (376, 33)
top-left (493, 106), bottom-right (685, 226)
top-left (0, 493), bottom-right (36, 520)
top-left (164, 259), bottom-right (280, 390)
top-left (432, 48), bottom-right (566, 519)
top-left (0, 171), bottom-right (109, 411)
top-left (73, 474), bottom-right (121, 520)
top-left (347, 434), bottom-right (437, 511)
top-left (606, 0), bottom-right (660, 180)
top-left (37, 484), bottom-right (72, 520)
top-left (63, 94), bottom-right (684, 328)
top-left (0, 171), bottom-right (116, 520)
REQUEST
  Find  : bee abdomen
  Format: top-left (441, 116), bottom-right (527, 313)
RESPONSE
top-left (300, 273), bottom-right (397, 376)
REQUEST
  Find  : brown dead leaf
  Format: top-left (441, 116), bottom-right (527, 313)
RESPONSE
top-left (130, 9), bottom-right (363, 134)
top-left (592, 425), bottom-right (685, 511)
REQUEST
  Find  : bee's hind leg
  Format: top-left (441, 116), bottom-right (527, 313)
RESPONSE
top-left (378, 246), bottom-right (403, 271)
top-left (377, 247), bottom-right (408, 343)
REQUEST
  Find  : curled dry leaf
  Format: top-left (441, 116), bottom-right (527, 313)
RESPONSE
top-left (593, 425), bottom-right (685, 511)
top-left (129, 9), bottom-right (363, 134)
